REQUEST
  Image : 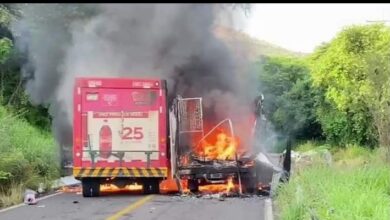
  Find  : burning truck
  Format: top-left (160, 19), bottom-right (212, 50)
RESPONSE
top-left (169, 96), bottom-right (260, 194)
top-left (73, 77), bottom-right (277, 197)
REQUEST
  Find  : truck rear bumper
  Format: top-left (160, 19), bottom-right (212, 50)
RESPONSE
top-left (177, 165), bottom-right (254, 182)
top-left (73, 167), bottom-right (168, 178)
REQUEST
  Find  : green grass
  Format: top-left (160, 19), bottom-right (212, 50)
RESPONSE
top-left (0, 106), bottom-right (59, 208)
top-left (0, 184), bottom-right (24, 208)
top-left (275, 145), bottom-right (390, 220)
top-left (294, 140), bottom-right (329, 153)
top-left (332, 144), bottom-right (372, 161)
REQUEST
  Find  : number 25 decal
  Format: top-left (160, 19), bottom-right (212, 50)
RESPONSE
top-left (121, 127), bottom-right (144, 140)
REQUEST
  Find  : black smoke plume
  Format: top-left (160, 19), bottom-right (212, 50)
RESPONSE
top-left (12, 4), bottom-right (255, 162)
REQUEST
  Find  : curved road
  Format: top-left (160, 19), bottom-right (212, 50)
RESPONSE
top-left (0, 191), bottom-right (267, 220)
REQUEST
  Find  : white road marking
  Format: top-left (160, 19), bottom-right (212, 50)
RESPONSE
top-left (264, 198), bottom-right (273, 220)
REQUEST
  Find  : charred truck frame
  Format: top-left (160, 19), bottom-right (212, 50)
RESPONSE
top-left (169, 96), bottom-right (261, 194)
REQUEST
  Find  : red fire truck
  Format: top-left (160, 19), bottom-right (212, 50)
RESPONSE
top-left (73, 77), bottom-right (169, 197)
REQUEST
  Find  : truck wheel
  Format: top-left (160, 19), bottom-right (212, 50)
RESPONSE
top-left (82, 178), bottom-right (100, 197)
top-left (188, 179), bottom-right (199, 193)
top-left (143, 179), bottom-right (160, 194)
top-left (241, 176), bottom-right (256, 194)
top-left (151, 179), bottom-right (160, 194)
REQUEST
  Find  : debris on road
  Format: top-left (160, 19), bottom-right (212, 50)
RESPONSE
top-left (24, 189), bottom-right (38, 205)
top-left (51, 175), bottom-right (82, 194)
top-left (37, 183), bottom-right (45, 194)
top-left (211, 194), bottom-right (221, 199)
top-left (257, 183), bottom-right (271, 196)
top-left (218, 195), bottom-right (225, 201)
top-left (171, 190), bottom-right (260, 202)
top-left (58, 185), bottom-right (82, 193)
top-left (52, 176), bottom-right (81, 190)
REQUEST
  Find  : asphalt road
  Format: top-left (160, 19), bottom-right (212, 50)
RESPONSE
top-left (0, 191), bottom-right (267, 220)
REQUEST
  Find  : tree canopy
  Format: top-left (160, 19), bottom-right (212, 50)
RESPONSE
top-left (256, 56), bottom-right (322, 141)
top-left (310, 23), bottom-right (390, 147)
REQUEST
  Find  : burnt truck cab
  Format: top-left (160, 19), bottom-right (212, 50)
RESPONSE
top-left (73, 78), bottom-right (170, 197)
top-left (177, 156), bottom-right (257, 193)
top-left (169, 96), bottom-right (259, 193)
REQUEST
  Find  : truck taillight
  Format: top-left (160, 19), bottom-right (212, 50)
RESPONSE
top-left (99, 125), bottom-right (112, 159)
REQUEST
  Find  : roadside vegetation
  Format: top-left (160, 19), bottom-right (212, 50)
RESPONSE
top-left (256, 24), bottom-right (390, 219)
top-left (0, 5), bottom-right (58, 208)
top-left (274, 143), bottom-right (390, 220)
top-left (0, 106), bottom-right (59, 208)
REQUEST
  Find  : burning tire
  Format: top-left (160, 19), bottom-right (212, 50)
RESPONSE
top-left (82, 178), bottom-right (100, 197)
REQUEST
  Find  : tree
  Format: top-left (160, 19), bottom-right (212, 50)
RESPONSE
top-left (363, 33), bottom-right (390, 158)
top-left (310, 23), bottom-right (390, 148)
top-left (0, 4), bottom-right (53, 130)
top-left (255, 56), bottom-right (322, 141)
top-left (0, 4), bottom-right (16, 102)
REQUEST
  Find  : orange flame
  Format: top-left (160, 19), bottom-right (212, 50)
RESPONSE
top-left (226, 177), bottom-right (235, 193)
top-left (58, 185), bottom-right (81, 193)
top-left (189, 109), bottom-right (257, 163)
top-left (160, 178), bottom-right (180, 193)
top-left (160, 177), bottom-right (189, 194)
top-left (195, 130), bottom-right (239, 161)
top-left (100, 183), bottom-right (143, 192)
top-left (199, 176), bottom-right (236, 194)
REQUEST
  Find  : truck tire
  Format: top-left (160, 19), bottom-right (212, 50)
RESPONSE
top-left (241, 176), bottom-right (256, 194)
top-left (143, 179), bottom-right (160, 194)
top-left (188, 179), bottom-right (199, 193)
top-left (82, 178), bottom-right (100, 197)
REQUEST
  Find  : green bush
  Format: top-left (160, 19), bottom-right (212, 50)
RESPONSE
top-left (0, 106), bottom-right (59, 204)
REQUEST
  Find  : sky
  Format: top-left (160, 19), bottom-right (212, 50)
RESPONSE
top-left (242, 4), bottom-right (390, 53)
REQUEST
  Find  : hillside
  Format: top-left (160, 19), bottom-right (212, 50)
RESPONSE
top-left (214, 26), bottom-right (306, 61)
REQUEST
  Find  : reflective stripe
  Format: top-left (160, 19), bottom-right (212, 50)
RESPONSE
top-left (73, 167), bottom-right (168, 177)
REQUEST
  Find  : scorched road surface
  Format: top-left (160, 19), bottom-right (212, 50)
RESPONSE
top-left (0, 192), bottom-right (266, 220)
